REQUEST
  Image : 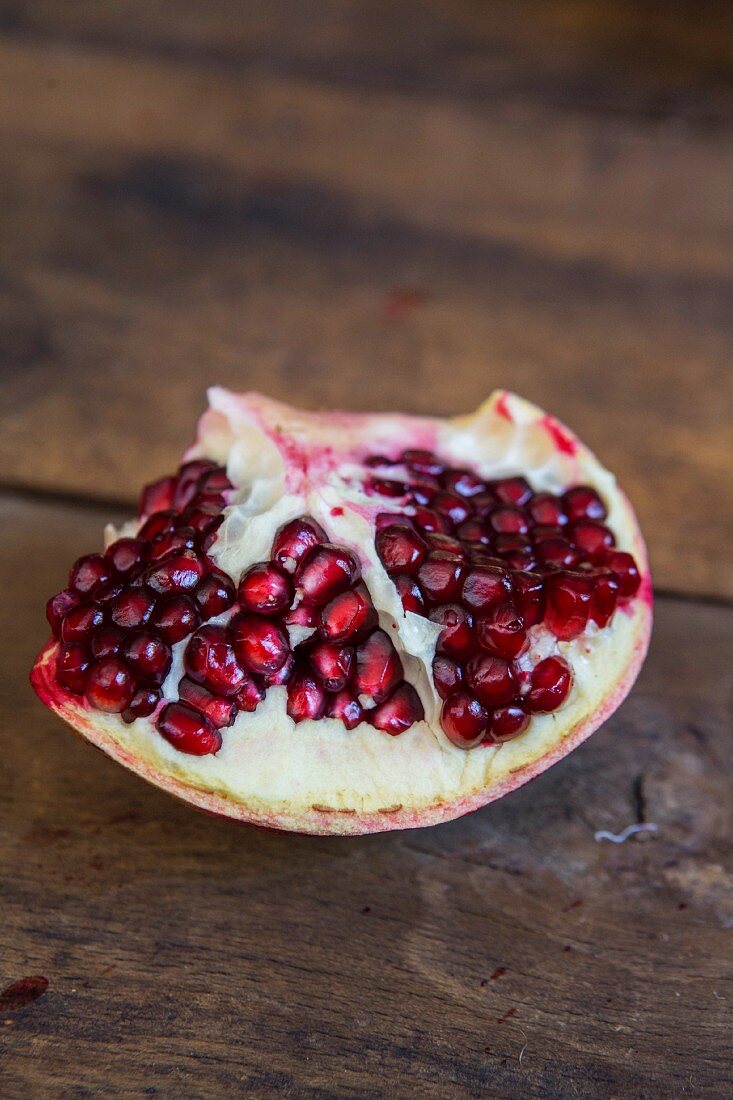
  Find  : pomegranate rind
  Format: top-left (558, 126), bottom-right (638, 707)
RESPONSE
top-left (31, 390), bottom-right (652, 835)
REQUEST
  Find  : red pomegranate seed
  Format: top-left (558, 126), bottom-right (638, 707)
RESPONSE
top-left (369, 478), bottom-right (407, 498)
top-left (441, 691), bottom-right (489, 748)
top-left (56, 642), bottom-right (90, 694)
top-left (139, 474), bottom-right (176, 516)
top-left (429, 604), bottom-right (475, 659)
top-left (410, 478), bottom-right (440, 505)
top-left (145, 552), bottom-right (206, 596)
top-left (106, 537), bottom-right (148, 578)
top-left (432, 492), bottom-right (472, 527)
top-left (470, 490), bottom-right (500, 516)
top-left (353, 629), bottom-right (402, 705)
top-left (569, 520), bottom-right (615, 562)
top-left (235, 674), bottom-right (266, 712)
top-left (185, 624), bottom-right (249, 696)
top-left (369, 683), bottom-right (424, 734)
top-left (545, 571), bottom-right (593, 640)
top-left (417, 551), bottom-right (466, 603)
top-left (536, 537), bottom-right (581, 570)
top-left (179, 676), bottom-right (238, 728)
top-left (173, 459), bottom-right (216, 510)
top-left (109, 589), bottom-right (156, 631)
top-left (375, 511), bottom-right (414, 530)
top-left (465, 653), bottom-right (518, 707)
top-left (461, 565), bottom-right (512, 611)
top-left (238, 561), bottom-right (294, 615)
top-left (85, 657), bottom-right (136, 713)
top-left (476, 601), bottom-right (527, 659)
top-left (148, 528), bottom-right (198, 563)
top-left (308, 640), bottom-right (354, 692)
top-left (286, 667), bottom-right (327, 722)
top-left (295, 544), bottom-right (361, 606)
top-left (426, 532), bottom-right (466, 556)
top-left (526, 656), bottom-right (572, 712)
top-left (376, 525), bottom-right (427, 575)
top-left (413, 507), bottom-right (450, 534)
top-left (393, 575), bottom-right (426, 615)
top-left (493, 477), bottom-right (532, 507)
top-left (503, 550), bottom-right (538, 572)
top-left (456, 518), bottom-right (491, 545)
top-left (432, 655), bottom-right (463, 699)
top-left (121, 686), bottom-right (161, 723)
top-left (589, 567), bottom-right (620, 627)
top-left (442, 469), bottom-right (487, 498)
top-left (138, 510), bottom-right (178, 541)
top-left (563, 485), bottom-right (606, 522)
top-left (46, 588), bottom-right (80, 638)
top-left (326, 690), bottom-right (364, 730)
top-left (185, 505), bottom-right (224, 536)
top-left (230, 613), bottom-right (291, 676)
top-left (531, 524), bottom-right (565, 544)
top-left (123, 631), bottom-right (172, 684)
top-left (157, 702), bottom-right (222, 755)
top-left (490, 704), bottom-right (530, 741)
top-left (364, 454), bottom-right (397, 468)
top-left (488, 506), bottom-right (530, 535)
top-left (69, 554), bottom-right (111, 596)
top-left (61, 602), bottom-right (104, 643)
top-left (603, 551), bottom-right (641, 597)
top-left (513, 571), bottom-right (545, 627)
top-left (272, 516), bottom-right (328, 574)
top-left (197, 468), bottom-right (232, 495)
top-left (195, 570), bottom-right (236, 618)
top-left (402, 449), bottom-right (445, 477)
top-left (260, 651), bottom-right (295, 686)
top-left (91, 626), bottom-right (124, 659)
top-left (152, 595), bottom-right (200, 643)
top-left (493, 533), bottom-right (532, 554)
top-left (528, 493), bottom-right (567, 527)
top-left (283, 603), bottom-right (318, 629)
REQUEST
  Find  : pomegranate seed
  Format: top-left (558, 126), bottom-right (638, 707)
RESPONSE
top-left (442, 470), bottom-right (487, 498)
top-left (138, 510), bottom-right (178, 541)
top-left (157, 702), bottom-right (222, 755)
top-left (375, 511), bottom-right (414, 530)
top-left (369, 683), bottom-right (424, 734)
top-left (369, 478), bottom-right (407, 498)
top-left (179, 676), bottom-right (238, 728)
top-left (46, 589), bottom-right (80, 638)
top-left (376, 524), bottom-right (427, 575)
top-left (603, 551), bottom-right (641, 597)
top-left (95, 583), bottom-right (124, 607)
top-left (490, 704), bottom-right (530, 741)
top-left (364, 454), bottom-right (397, 468)
top-left (493, 533), bottom-right (532, 555)
top-left (513, 572), bottom-right (545, 627)
top-left (85, 657), bottom-right (136, 713)
top-left (456, 519), bottom-right (491, 545)
top-left (493, 477), bottom-right (532, 506)
top-left (429, 604), bottom-right (475, 659)
top-left (283, 603), bottom-right (318, 629)
top-left (432, 492), bottom-right (472, 527)
top-left (319, 583), bottom-right (377, 642)
top-left (569, 520), bottom-right (615, 562)
top-left (56, 642), bottom-right (90, 694)
top-left (461, 565), bottom-right (512, 611)
top-left (152, 595), bottom-right (200, 643)
top-left (145, 553), bottom-right (205, 596)
top-left (410, 477), bottom-right (441, 505)
top-left (528, 493), bottom-right (567, 526)
top-left (526, 656), bottom-right (572, 712)
top-left (286, 667), bottom-right (327, 722)
top-left (488, 506), bottom-right (530, 535)
top-left (536, 537), bottom-right (581, 570)
top-left (235, 674), bottom-right (266, 712)
top-left (173, 459), bottom-right (216, 510)
top-left (61, 602), bottom-right (104, 643)
top-left (432, 655), bottom-right (463, 699)
top-left (123, 631), bottom-right (172, 684)
top-left (69, 554), bottom-right (111, 596)
top-left (260, 651), bottom-right (295, 686)
top-left (503, 550), bottom-right (538, 572)
top-left (109, 589), bottom-right (156, 631)
top-left (425, 532), bottom-right (466, 556)
top-left (91, 626), bottom-right (124, 659)
top-left (195, 570), bottom-right (236, 618)
top-left (441, 691), bottom-right (489, 748)
top-left (148, 528), bottom-right (198, 563)
top-left (531, 524), bottom-right (565, 544)
top-left (197, 468), bottom-right (232, 495)
top-left (417, 551), bottom-right (466, 603)
top-left (185, 625), bottom-right (249, 696)
top-left (393, 575), bottom-right (426, 615)
top-left (563, 485), bottom-right (606, 522)
top-left (139, 474), bottom-right (176, 516)
top-left (470, 490), bottom-right (500, 516)
top-left (105, 537), bottom-right (148, 578)
top-left (402, 449), bottom-right (445, 477)
top-left (545, 571), bottom-right (593, 640)
top-left (308, 640), bottom-right (354, 692)
top-left (465, 653), bottom-right (518, 707)
top-left (185, 506), bottom-right (224, 536)
top-left (121, 686), bottom-right (161, 723)
top-left (476, 601), bottom-right (527, 659)
top-left (589, 568), bottom-right (620, 627)
top-left (326, 691), bottom-right (364, 730)
top-left (230, 613), bottom-right (291, 676)
top-left (413, 507), bottom-right (450, 534)
top-left (353, 629), bottom-right (402, 705)
top-left (295, 544), bottom-right (360, 606)
top-left (238, 562), bottom-right (293, 615)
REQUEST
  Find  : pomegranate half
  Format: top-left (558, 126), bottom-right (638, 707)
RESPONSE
top-left (31, 389), bottom-right (651, 834)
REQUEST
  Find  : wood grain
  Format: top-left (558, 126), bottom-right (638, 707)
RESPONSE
top-left (1, 496), bottom-right (731, 1097)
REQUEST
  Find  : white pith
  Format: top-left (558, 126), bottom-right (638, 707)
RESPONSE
top-left (33, 389), bottom-right (652, 834)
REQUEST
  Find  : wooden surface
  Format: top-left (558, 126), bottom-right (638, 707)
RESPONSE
top-left (1, 3), bottom-right (732, 1096)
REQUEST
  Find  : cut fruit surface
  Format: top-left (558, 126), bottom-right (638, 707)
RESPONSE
top-left (31, 389), bottom-right (651, 834)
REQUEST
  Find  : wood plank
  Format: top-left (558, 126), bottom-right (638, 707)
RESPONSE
top-left (2, 494), bottom-right (732, 1096)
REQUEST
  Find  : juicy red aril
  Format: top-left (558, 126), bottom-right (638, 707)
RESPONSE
top-left (284, 603), bottom-right (318, 629)
top-left (287, 668), bottom-right (327, 722)
top-left (526, 657), bottom-right (572, 713)
top-left (85, 657), bottom-right (136, 713)
top-left (173, 459), bottom-right (216, 510)
top-left (109, 589), bottom-right (155, 631)
top-left (513, 571), bottom-right (545, 627)
top-left (461, 565), bottom-right (512, 611)
top-left (157, 702), bottom-right (222, 755)
top-left (185, 625), bottom-right (249, 696)
top-left (235, 674), bottom-right (266, 712)
top-left (429, 604), bottom-right (475, 659)
top-left (528, 493), bottom-right (567, 526)
top-left (432, 655), bottom-right (463, 699)
top-left (46, 589), bottom-right (80, 638)
top-left (231, 613), bottom-right (290, 676)
top-left (364, 454), bottom-right (396, 468)
top-left (603, 551), bottom-right (641, 597)
top-left (308, 641), bottom-right (354, 692)
top-left (569, 520), bottom-right (615, 561)
top-left (353, 629), bottom-right (402, 705)
top-left (441, 691), bottom-right (489, 748)
top-left (410, 478), bottom-right (440, 504)
top-left (417, 551), bottom-right (466, 603)
top-left (536, 537), bottom-right (581, 570)
top-left (272, 516), bottom-right (328, 573)
top-left (491, 704), bottom-right (530, 741)
top-left (532, 524), bottom-right (565, 544)
top-left (139, 474), bottom-right (176, 516)
top-left (376, 524), bottom-right (427, 575)
top-left (138, 510), bottom-right (178, 541)
top-left (563, 485), bottom-right (606, 522)
top-left (326, 691), bottom-right (364, 730)
top-left (319, 583), bottom-right (377, 642)
top-left (393, 575), bottom-right (426, 615)
top-left (470, 491), bottom-right (499, 516)
top-left (145, 553), bottom-right (205, 596)
top-left (106, 537), bottom-right (148, 577)
top-left (432, 492), bottom-right (472, 527)
top-left (402, 449), bottom-right (445, 477)
top-left (442, 469), bottom-right (487, 498)
top-left (375, 511), bottom-right (413, 530)
top-left (56, 642), bottom-right (90, 694)
top-left (260, 651), bottom-right (295, 687)
top-left (476, 601), bottom-right (527, 659)
top-left (413, 507), bottom-right (450, 534)
top-left (61, 602), bottom-right (104, 643)
top-left (493, 477), bottom-right (532, 506)
top-left (488, 506), bottom-right (530, 535)
top-left (178, 676), bottom-right (238, 728)
top-left (545, 571), bottom-right (593, 640)
top-left (295, 544), bottom-right (360, 606)
top-left (152, 595), bottom-right (200, 643)
top-left (91, 626), bottom-right (124, 659)
top-left (185, 505), bottom-right (224, 536)
top-left (465, 653), bottom-right (517, 708)
top-left (426, 532), bottom-right (466, 556)
top-left (198, 468), bottom-right (232, 495)
top-left (589, 568), bottom-right (620, 627)
top-left (369, 478), bottom-right (407, 498)
top-left (148, 528), bottom-right (197, 563)
top-left (69, 554), bottom-right (111, 596)
top-left (123, 631), bottom-right (172, 684)
top-left (370, 683), bottom-right (424, 734)
top-left (493, 533), bottom-right (532, 555)
top-left (122, 686), bottom-right (161, 723)
top-left (238, 561), bottom-right (293, 615)
top-left (456, 519), bottom-right (491, 545)
top-left (195, 570), bottom-right (235, 618)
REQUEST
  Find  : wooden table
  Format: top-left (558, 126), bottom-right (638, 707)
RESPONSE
top-left (2, 4), bottom-right (731, 1095)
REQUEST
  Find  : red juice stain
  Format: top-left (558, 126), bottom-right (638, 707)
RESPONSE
top-left (495, 392), bottom-right (513, 422)
top-left (490, 967), bottom-right (507, 981)
top-left (330, 507), bottom-right (344, 517)
top-left (497, 1006), bottom-right (517, 1024)
top-left (0, 976), bottom-right (49, 1011)
top-left (563, 898), bottom-right (582, 912)
top-left (542, 415), bottom-right (577, 456)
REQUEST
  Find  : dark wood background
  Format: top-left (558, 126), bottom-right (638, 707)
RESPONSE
top-left (1, 3), bottom-right (731, 1096)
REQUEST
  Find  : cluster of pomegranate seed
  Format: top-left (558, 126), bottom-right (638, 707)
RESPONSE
top-left (368, 449), bottom-right (641, 749)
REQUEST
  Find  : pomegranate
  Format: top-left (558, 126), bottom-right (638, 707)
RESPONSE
top-left (32, 389), bottom-right (651, 835)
